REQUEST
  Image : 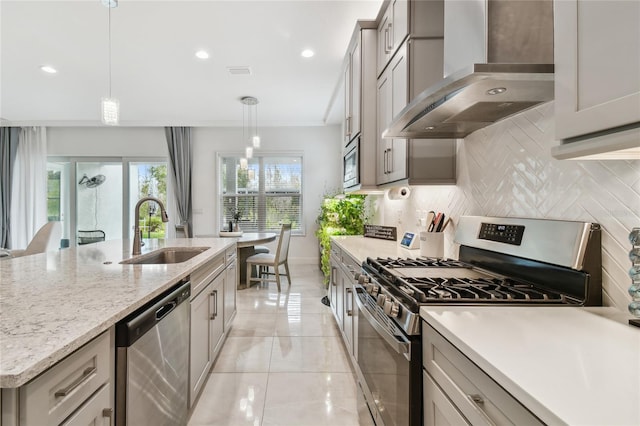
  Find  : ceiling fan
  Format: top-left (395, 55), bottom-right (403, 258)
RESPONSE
top-left (78, 174), bottom-right (106, 188)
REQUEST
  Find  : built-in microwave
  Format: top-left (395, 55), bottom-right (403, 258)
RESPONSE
top-left (343, 137), bottom-right (359, 189)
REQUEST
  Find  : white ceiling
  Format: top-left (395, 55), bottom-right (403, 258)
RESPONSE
top-left (0, 0), bottom-right (383, 127)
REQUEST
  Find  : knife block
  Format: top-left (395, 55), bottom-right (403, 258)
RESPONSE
top-left (419, 232), bottom-right (444, 258)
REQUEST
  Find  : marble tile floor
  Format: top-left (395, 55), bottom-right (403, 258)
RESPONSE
top-left (188, 263), bottom-right (374, 426)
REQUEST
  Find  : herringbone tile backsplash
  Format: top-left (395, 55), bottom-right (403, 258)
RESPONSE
top-left (376, 102), bottom-right (640, 312)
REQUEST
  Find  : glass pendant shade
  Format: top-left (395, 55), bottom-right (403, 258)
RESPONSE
top-left (241, 96), bottom-right (260, 152)
top-left (245, 146), bottom-right (253, 159)
top-left (101, 97), bottom-right (120, 125)
top-left (240, 158), bottom-right (248, 169)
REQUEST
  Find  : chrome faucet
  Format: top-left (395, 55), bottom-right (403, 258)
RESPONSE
top-left (132, 196), bottom-right (169, 255)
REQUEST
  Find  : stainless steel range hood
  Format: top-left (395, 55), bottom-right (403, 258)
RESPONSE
top-left (384, 0), bottom-right (554, 139)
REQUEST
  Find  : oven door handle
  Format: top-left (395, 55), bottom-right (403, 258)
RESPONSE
top-left (354, 291), bottom-right (411, 360)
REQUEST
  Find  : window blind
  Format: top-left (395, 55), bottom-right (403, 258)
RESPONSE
top-left (220, 155), bottom-right (302, 233)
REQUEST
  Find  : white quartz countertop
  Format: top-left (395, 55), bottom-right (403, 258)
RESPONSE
top-left (421, 306), bottom-right (640, 426)
top-left (331, 235), bottom-right (419, 263)
top-left (0, 238), bottom-right (235, 388)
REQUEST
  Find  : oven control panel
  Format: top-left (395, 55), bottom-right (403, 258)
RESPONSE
top-left (479, 223), bottom-right (525, 245)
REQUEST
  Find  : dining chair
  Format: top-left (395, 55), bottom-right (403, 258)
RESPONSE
top-left (9, 221), bottom-right (62, 258)
top-left (246, 223), bottom-right (292, 291)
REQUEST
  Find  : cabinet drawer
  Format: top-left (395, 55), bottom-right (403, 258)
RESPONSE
top-left (423, 370), bottom-right (469, 426)
top-left (191, 253), bottom-right (225, 297)
top-left (59, 383), bottom-right (111, 426)
top-left (21, 330), bottom-right (113, 426)
top-left (422, 323), bottom-right (543, 426)
top-left (225, 246), bottom-right (236, 264)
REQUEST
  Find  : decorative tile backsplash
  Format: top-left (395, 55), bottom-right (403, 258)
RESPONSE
top-left (375, 102), bottom-right (640, 312)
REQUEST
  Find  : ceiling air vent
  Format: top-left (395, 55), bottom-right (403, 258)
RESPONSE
top-left (227, 66), bottom-right (252, 76)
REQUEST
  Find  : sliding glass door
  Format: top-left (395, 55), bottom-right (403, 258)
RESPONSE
top-left (47, 157), bottom-right (168, 246)
top-left (77, 161), bottom-right (123, 243)
top-left (128, 162), bottom-right (168, 239)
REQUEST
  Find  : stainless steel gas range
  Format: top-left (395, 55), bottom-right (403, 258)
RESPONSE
top-left (352, 216), bottom-right (602, 426)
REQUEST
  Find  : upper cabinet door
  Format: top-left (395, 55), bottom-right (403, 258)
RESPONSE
top-left (351, 40), bottom-right (362, 141)
top-left (554, 0), bottom-right (640, 141)
top-left (377, 6), bottom-right (393, 76)
top-left (377, 0), bottom-right (410, 77)
top-left (392, 0), bottom-right (409, 54)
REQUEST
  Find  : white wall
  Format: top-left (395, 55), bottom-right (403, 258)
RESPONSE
top-left (48, 127), bottom-right (166, 157)
top-left (373, 102), bottom-right (640, 313)
top-left (191, 126), bottom-right (342, 263)
top-left (47, 125), bottom-right (342, 263)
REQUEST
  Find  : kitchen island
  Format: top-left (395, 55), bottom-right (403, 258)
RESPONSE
top-left (0, 237), bottom-right (235, 388)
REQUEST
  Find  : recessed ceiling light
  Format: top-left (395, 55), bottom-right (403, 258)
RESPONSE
top-left (195, 50), bottom-right (210, 60)
top-left (40, 65), bottom-right (57, 74)
top-left (301, 49), bottom-right (315, 58)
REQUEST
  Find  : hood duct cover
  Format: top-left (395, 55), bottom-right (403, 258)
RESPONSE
top-left (384, 0), bottom-right (554, 139)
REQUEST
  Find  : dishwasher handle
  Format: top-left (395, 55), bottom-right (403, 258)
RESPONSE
top-left (116, 280), bottom-right (190, 347)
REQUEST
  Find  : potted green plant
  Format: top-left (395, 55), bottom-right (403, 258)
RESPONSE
top-left (316, 193), bottom-right (367, 285)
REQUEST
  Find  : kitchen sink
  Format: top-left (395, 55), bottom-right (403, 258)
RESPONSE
top-left (120, 247), bottom-right (209, 265)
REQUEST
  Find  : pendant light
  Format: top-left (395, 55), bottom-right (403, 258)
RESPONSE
top-left (241, 96), bottom-right (260, 148)
top-left (101, 0), bottom-right (119, 125)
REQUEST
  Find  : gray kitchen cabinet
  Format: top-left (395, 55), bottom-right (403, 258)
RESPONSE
top-left (209, 272), bottom-right (225, 356)
top-left (59, 383), bottom-right (112, 426)
top-left (377, 38), bottom-right (456, 186)
top-left (189, 278), bottom-right (214, 407)
top-left (422, 322), bottom-right (544, 426)
top-left (189, 253), bottom-right (228, 407)
top-left (342, 21), bottom-right (378, 192)
top-left (552, 0), bottom-right (640, 159)
top-left (377, 44), bottom-right (409, 185)
top-left (377, 0), bottom-right (444, 77)
top-left (423, 371), bottom-right (469, 426)
top-left (329, 243), bottom-right (343, 327)
top-left (1, 330), bottom-right (114, 426)
top-left (224, 248), bottom-right (237, 332)
top-left (329, 241), bottom-right (358, 359)
top-left (344, 39), bottom-right (361, 145)
top-left (339, 251), bottom-right (358, 358)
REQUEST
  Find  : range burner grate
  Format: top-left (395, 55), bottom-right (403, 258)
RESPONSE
top-left (374, 257), bottom-right (469, 268)
top-left (400, 277), bottom-right (575, 304)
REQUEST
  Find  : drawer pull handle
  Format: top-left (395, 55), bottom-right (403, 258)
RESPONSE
top-left (467, 394), bottom-right (496, 426)
top-left (54, 366), bottom-right (96, 398)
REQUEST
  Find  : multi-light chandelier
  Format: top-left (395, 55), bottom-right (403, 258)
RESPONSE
top-left (101, 0), bottom-right (119, 125)
top-left (240, 96), bottom-right (260, 169)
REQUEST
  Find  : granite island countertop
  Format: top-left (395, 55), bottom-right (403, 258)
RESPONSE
top-left (0, 238), bottom-right (235, 388)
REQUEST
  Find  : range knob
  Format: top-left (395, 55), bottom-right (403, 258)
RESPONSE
top-left (370, 285), bottom-right (380, 296)
top-left (384, 301), bottom-right (400, 318)
top-left (358, 274), bottom-right (370, 285)
top-left (383, 300), bottom-right (393, 315)
top-left (389, 302), bottom-right (400, 318)
top-left (376, 294), bottom-right (387, 307)
top-left (354, 272), bottom-right (362, 281)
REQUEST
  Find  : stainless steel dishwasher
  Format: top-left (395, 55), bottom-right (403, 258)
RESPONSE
top-left (115, 279), bottom-right (190, 426)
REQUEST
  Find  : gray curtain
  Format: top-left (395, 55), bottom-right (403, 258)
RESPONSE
top-left (165, 127), bottom-right (193, 237)
top-left (0, 127), bottom-right (20, 248)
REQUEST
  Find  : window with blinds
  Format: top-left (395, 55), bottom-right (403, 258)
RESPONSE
top-left (220, 155), bottom-right (303, 234)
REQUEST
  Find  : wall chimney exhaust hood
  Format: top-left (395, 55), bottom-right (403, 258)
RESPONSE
top-left (384, 0), bottom-right (554, 139)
